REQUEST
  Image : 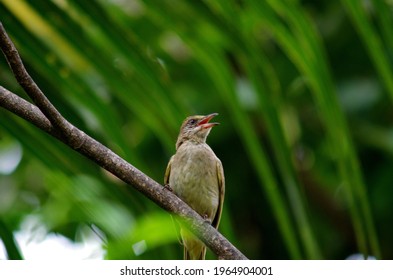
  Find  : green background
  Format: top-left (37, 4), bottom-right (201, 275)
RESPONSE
top-left (1, 0), bottom-right (392, 260)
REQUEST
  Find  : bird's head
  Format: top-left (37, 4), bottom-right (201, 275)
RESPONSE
top-left (176, 113), bottom-right (219, 149)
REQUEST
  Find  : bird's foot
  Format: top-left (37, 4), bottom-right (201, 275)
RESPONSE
top-left (163, 184), bottom-right (173, 192)
top-left (202, 214), bottom-right (212, 224)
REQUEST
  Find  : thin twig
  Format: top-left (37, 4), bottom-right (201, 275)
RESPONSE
top-left (0, 24), bottom-right (64, 129)
top-left (0, 22), bottom-right (247, 260)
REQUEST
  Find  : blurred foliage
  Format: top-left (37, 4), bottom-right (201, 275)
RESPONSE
top-left (1, 0), bottom-right (393, 259)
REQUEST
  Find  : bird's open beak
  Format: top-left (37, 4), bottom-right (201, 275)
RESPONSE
top-left (198, 113), bottom-right (219, 129)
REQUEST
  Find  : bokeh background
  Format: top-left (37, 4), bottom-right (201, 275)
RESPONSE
top-left (1, 0), bottom-right (393, 260)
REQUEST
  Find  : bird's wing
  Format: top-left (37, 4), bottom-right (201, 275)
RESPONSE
top-left (164, 156), bottom-right (183, 245)
top-left (164, 156), bottom-right (173, 186)
top-left (212, 158), bottom-right (225, 229)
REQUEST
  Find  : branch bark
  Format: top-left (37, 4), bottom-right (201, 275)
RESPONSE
top-left (0, 22), bottom-right (247, 260)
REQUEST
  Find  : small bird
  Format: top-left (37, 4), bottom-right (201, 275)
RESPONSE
top-left (164, 113), bottom-right (225, 260)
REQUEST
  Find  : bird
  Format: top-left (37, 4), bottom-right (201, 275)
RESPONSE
top-left (164, 113), bottom-right (225, 260)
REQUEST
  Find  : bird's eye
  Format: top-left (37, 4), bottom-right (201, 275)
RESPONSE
top-left (188, 119), bottom-right (197, 125)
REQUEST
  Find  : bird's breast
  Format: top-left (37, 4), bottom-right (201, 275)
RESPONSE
top-left (170, 143), bottom-right (219, 218)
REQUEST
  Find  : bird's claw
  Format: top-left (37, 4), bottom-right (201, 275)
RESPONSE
top-left (202, 214), bottom-right (212, 224)
top-left (164, 184), bottom-right (173, 192)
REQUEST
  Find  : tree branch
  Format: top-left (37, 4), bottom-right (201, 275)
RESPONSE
top-left (0, 22), bottom-right (247, 260)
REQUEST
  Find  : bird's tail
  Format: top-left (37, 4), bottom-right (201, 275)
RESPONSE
top-left (184, 244), bottom-right (206, 260)
top-left (182, 229), bottom-right (206, 260)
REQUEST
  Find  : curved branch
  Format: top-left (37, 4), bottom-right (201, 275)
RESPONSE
top-left (0, 22), bottom-right (247, 260)
top-left (0, 24), bottom-right (64, 130)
